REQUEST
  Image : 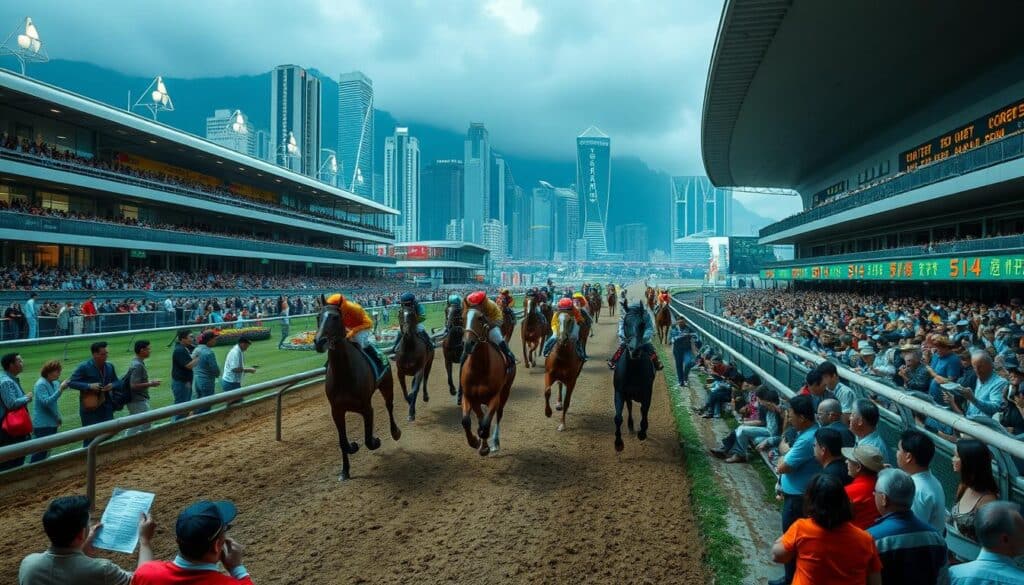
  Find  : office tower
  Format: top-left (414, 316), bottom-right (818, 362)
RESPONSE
top-left (383, 127), bottom-right (420, 242)
top-left (483, 219), bottom-right (507, 262)
top-left (615, 223), bottom-right (648, 262)
top-left (270, 65), bottom-right (321, 176)
top-left (205, 109), bottom-right (256, 157)
top-left (552, 186), bottom-right (579, 261)
top-left (670, 176), bottom-right (733, 238)
top-left (338, 71), bottom-right (374, 198)
top-left (509, 185), bottom-right (530, 259)
top-left (530, 182), bottom-right (555, 260)
top-left (420, 160), bottom-right (464, 241)
top-left (576, 126), bottom-right (610, 256)
top-left (463, 122), bottom-right (491, 244)
top-left (446, 219), bottom-right (464, 241)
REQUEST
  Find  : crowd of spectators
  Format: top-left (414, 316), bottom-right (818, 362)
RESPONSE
top-left (1, 134), bottom-right (391, 237)
top-left (0, 199), bottom-right (366, 255)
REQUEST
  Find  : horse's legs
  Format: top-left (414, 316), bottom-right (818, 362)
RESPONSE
top-left (330, 402), bottom-right (358, 480)
top-left (558, 378), bottom-right (577, 432)
top-left (638, 397), bottom-right (651, 441)
top-left (378, 376), bottom-right (402, 441)
top-left (361, 404), bottom-right (381, 450)
top-left (613, 390), bottom-right (625, 452)
top-left (461, 394), bottom-right (480, 450)
top-left (400, 373), bottom-right (416, 421)
top-left (543, 371), bottom-right (554, 418)
top-left (626, 399), bottom-right (635, 433)
top-left (478, 394), bottom-right (501, 456)
top-left (422, 353), bottom-right (433, 403)
top-left (491, 400), bottom-right (506, 453)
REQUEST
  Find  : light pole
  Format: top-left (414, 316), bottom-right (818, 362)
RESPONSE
top-left (277, 131), bottom-right (300, 171)
top-left (0, 17), bottom-right (49, 76)
top-left (133, 76), bottom-right (174, 120)
top-left (319, 148), bottom-right (338, 186)
top-left (226, 109), bottom-right (250, 155)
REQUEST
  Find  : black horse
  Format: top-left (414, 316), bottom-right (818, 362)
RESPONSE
top-left (613, 303), bottom-right (656, 452)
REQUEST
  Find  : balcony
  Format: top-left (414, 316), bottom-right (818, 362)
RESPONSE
top-left (0, 212), bottom-right (394, 266)
top-left (760, 131), bottom-right (1024, 238)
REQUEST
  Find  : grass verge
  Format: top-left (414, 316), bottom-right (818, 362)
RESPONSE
top-left (656, 346), bottom-right (746, 585)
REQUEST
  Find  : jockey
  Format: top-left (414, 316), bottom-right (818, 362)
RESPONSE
top-left (464, 290), bottom-right (517, 364)
top-left (442, 294), bottom-right (463, 337)
top-left (572, 292), bottom-right (593, 327)
top-left (391, 291), bottom-right (434, 352)
top-left (658, 290), bottom-right (671, 306)
top-left (542, 297), bottom-right (588, 360)
top-left (497, 288), bottom-right (515, 311)
top-left (607, 303), bottom-right (664, 371)
top-left (324, 293), bottom-right (386, 371)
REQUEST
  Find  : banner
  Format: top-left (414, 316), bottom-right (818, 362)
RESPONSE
top-left (761, 253), bottom-right (1024, 282)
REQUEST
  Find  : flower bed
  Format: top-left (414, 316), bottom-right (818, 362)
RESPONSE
top-left (281, 331), bottom-right (316, 351)
top-left (204, 326), bottom-right (271, 347)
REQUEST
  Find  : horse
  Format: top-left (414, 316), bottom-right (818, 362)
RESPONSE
top-left (655, 302), bottom-right (672, 345)
top-left (314, 296), bottom-right (402, 480)
top-left (439, 304), bottom-right (464, 403)
top-left (520, 296), bottom-right (548, 368)
top-left (587, 290), bottom-right (602, 324)
top-left (497, 295), bottom-right (516, 343)
top-left (460, 307), bottom-right (516, 456)
top-left (543, 311), bottom-right (584, 432)
top-left (577, 305), bottom-right (593, 353)
top-left (645, 287), bottom-right (656, 311)
top-left (607, 290), bottom-right (618, 317)
top-left (395, 305), bottom-right (435, 421)
top-left (613, 306), bottom-right (656, 452)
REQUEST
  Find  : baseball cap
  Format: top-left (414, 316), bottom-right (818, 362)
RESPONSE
top-left (841, 445), bottom-right (884, 473)
top-left (176, 500), bottom-right (237, 550)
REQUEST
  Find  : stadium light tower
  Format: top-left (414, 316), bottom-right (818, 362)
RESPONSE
top-left (228, 109), bottom-right (248, 135)
top-left (133, 76), bottom-right (174, 120)
top-left (278, 131), bottom-right (300, 170)
top-left (319, 148), bottom-right (339, 186)
top-left (0, 17), bottom-right (49, 76)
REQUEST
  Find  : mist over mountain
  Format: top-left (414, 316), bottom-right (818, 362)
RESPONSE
top-left (25, 59), bottom-right (776, 251)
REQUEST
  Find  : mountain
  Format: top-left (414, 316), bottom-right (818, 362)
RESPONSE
top-left (19, 59), bottom-right (775, 251)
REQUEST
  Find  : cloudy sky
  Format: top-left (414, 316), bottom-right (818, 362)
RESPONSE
top-left (1, 0), bottom-right (801, 217)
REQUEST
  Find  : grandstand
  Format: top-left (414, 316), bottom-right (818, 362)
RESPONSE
top-left (703, 1), bottom-right (1024, 297)
top-left (0, 69), bottom-right (398, 279)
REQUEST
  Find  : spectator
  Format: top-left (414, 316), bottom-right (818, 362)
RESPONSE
top-left (68, 342), bottom-right (120, 448)
top-left (221, 336), bottom-right (256, 408)
top-left (898, 345), bottom-right (931, 393)
top-left (56, 302), bottom-right (72, 336)
top-left (948, 438), bottom-right (999, 541)
top-left (30, 360), bottom-right (67, 463)
top-left (126, 340), bottom-right (161, 436)
top-left (5, 301), bottom-right (25, 338)
top-left (696, 370), bottom-right (741, 419)
top-left (867, 468), bottom-right (949, 585)
top-left (170, 329), bottom-right (195, 421)
top-left (669, 316), bottom-right (699, 388)
top-left (18, 494), bottom-right (156, 585)
top-left (814, 427), bottom-right (851, 485)
top-left (131, 499), bottom-right (253, 585)
top-left (925, 335), bottom-right (962, 403)
top-left (841, 444), bottom-right (884, 529)
top-left (799, 368), bottom-right (835, 410)
top-left (711, 385), bottom-right (781, 463)
top-left (948, 351), bottom-right (1008, 418)
top-left (850, 398), bottom-right (894, 466)
top-left (772, 394), bottom-right (821, 585)
top-left (949, 501), bottom-right (1024, 584)
top-left (25, 292), bottom-right (39, 339)
top-left (815, 398), bottom-right (855, 447)
top-left (1002, 367), bottom-right (1024, 435)
top-left (80, 296), bottom-right (97, 333)
top-left (0, 352), bottom-right (32, 471)
top-left (816, 362), bottom-right (855, 424)
top-left (190, 331), bottom-right (220, 414)
top-left (277, 296), bottom-right (290, 349)
top-left (771, 474), bottom-right (882, 585)
top-left (897, 429), bottom-right (947, 533)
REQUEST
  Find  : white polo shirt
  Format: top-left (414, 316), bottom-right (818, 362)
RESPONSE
top-left (221, 344), bottom-right (245, 384)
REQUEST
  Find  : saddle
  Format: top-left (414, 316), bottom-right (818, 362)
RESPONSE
top-left (360, 346), bottom-right (389, 383)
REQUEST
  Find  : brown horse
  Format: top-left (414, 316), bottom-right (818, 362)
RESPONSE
top-left (544, 311), bottom-right (584, 432)
top-left (314, 297), bottom-right (401, 480)
top-left (607, 290), bottom-right (618, 317)
top-left (587, 291), bottom-right (602, 324)
top-left (645, 286), bottom-right (656, 311)
top-left (395, 306), bottom-right (434, 421)
top-left (521, 296), bottom-right (548, 368)
top-left (439, 304), bottom-right (464, 403)
top-left (497, 295), bottom-right (516, 343)
top-left (655, 302), bottom-right (672, 345)
top-left (460, 307), bottom-right (516, 456)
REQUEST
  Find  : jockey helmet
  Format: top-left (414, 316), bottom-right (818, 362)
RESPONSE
top-left (500, 288), bottom-right (510, 294)
top-left (572, 292), bottom-right (585, 300)
top-left (557, 298), bottom-right (574, 310)
top-left (325, 293), bottom-right (344, 306)
top-left (448, 294), bottom-right (463, 305)
top-left (400, 292), bottom-right (416, 304)
top-left (467, 291), bottom-right (487, 306)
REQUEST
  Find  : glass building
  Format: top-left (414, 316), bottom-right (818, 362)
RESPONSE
top-left (338, 71), bottom-right (374, 198)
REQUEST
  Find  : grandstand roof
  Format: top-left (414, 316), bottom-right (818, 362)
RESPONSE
top-left (701, 0), bottom-right (1024, 189)
top-left (0, 70), bottom-right (397, 216)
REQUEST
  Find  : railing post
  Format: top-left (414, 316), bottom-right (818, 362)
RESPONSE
top-left (275, 382), bottom-right (298, 441)
top-left (86, 433), bottom-right (114, 511)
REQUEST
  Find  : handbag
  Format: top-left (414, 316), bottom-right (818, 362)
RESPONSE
top-left (2, 404), bottom-right (33, 436)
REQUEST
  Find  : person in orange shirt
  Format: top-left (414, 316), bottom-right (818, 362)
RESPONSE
top-left (772, 474), bottom-right (883, 585)
top-left (323, 293), bottom-right (385, 373)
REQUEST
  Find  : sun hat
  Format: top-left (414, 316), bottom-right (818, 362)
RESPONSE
top-left (841, 445), bottom-right (884, 473)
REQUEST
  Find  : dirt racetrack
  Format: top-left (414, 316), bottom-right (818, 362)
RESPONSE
top-left (0, 284), bottom-right (706, 584)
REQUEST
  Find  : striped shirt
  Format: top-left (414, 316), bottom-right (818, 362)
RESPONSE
top-left (866, 510), bottom-right (949, 585)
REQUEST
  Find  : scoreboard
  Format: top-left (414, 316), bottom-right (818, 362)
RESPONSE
top-left (900, 97), bottom-right (1024, 172)
top-left (761, 253), bottom-right (1024, 282)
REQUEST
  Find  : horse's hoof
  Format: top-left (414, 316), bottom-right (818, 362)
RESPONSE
top-left (366, 437), bottom-right (382, 450)
top-left (342, 441), bottom-right (360, 454)
top-left (490, 443), bottom-right (500, 454)
top-left (391, 426), bottom-right (402, 441)
top-left (407, 414), bottom-right (415, 422)
top-left (555, 402), bottom-right (563, 411)
top-left (338, 471), bottom-right (350, 481)
top-left (557, 423), bottom-right (565, 432)
top-left (638, 430), bottom-right (647, 441)
top-left (423, 393), bottom-right (429, 403)
top-left (448, 386), bottom-right (456, 396)
top-left (467, 436), bottom-right (480, 449)
top-left (544, 404), bottom-right (552, 418)
top-left (628, 422), bottom-right (635, 433)
top-left (614, 439), bottom-right (624, 452)
top-left (479, 445), bottom-right (490, 457)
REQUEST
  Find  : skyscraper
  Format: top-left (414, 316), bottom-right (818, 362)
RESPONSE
top-left (509, 185), bottom-right (530, 259)
top-left (576, 126), bottom-right (610, 256)
top-left (463, 123), bottom-right (491, 244)
top-left (205, 109), bottom-right (255, 157)
top-left (270, 65), bottom-right (321, 176)
top-left (615, 223), bottom-right (648, 262)
top-left (530, 182), bottom-right (555, 260)
top-left (384, 127), bottom-right (420, 242)
top-left (338, 71), bottom-right (374, 198)
top-left (483, 219), bottom-right (507, 262)
top-left (419, 160), bottom-right (464, 241)
top-left (552, 186), bottom-right (579, 261)
top-left (670, 176), bottom-right (733, 239)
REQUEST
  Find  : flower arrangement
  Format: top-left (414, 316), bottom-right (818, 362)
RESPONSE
top-left (281, 330), bottom-right (316, 351)
top-left (202, 326), bottom-right (271, 347)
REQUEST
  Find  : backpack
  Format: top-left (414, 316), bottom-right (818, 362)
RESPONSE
top-left (109, 368), bottom-right (133, 411)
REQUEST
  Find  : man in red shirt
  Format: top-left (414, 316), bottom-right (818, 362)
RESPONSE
top-left (132, 500), bottom-right (253, 584)
top-left (81, 296), bottom-right (98, 334)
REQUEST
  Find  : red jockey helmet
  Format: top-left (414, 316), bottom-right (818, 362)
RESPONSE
top-left (467, 291), bottom-right (487, 306)
top-left (557, 298), bottom-right (574, 310)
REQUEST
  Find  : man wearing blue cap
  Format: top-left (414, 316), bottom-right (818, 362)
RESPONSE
top-left (132, 500), bottom-right (252, 584)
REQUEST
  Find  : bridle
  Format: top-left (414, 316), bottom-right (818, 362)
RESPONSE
top-left (317, 304), bottom-right (343, 351)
